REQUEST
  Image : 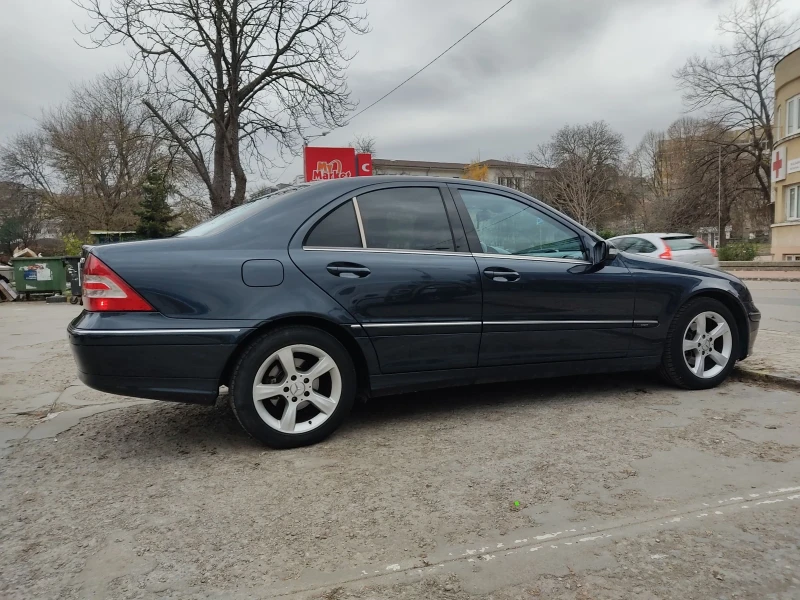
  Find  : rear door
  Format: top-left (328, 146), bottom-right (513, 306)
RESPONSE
top-left (451, 185), bottom-right (636, 367)
top-left (290, 183), bottom-right (482, 374)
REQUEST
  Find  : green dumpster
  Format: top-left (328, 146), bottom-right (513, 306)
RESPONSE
top-left (10, 257), bottom-right (68, 295)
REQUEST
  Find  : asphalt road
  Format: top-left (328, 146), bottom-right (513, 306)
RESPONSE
top-left (748, 280), bottom-right (800, 334)
top-left (1, 286), bottom-right (799, 599)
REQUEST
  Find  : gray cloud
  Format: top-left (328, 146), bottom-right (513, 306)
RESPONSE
top-left (1, 0), bottom-right (795, 187)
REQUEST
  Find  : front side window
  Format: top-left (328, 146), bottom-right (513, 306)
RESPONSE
top-left (788, 185), bottom-right (799, 220)
top-left (356, 187), bottom-right (455, 251)
top-left (459, 190), bottom-right (586, 260)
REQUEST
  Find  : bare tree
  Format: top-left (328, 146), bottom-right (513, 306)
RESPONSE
top-left (645, 117), bottom-right (766, 240)
top-left (675, 0), bottom-right (799, 205)
top-left (529, 121), bottom-right (626, 228)
top-left (350, 134), bottom-right (376, 155)
top-left (0, 183), bottom-right (45, 253)
top-left (1, 74), bottom-right (168, 233)
top-left (76, 0), bottom-right (368, 214)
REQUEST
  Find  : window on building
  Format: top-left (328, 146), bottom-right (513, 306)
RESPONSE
top-left (788, 96), bottom-right (800, 137)
top-left (305, 200), bottom-right (362, 248)
top-left (357, 187), bottom-right (455, 251)
top-left (787, 185), bottom-right (800, 221)
top-left (459, 190), bottom-right (586, 260)
top-left (776, 105), bottom-right (782, 140)
top-left (497, 177), bottom-right (523, 190)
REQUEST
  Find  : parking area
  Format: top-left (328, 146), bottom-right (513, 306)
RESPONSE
top-left (1, 299), bottom-right (800, 599)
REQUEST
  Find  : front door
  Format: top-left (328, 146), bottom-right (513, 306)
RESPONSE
top-left (451, 186), bottom-right (636, 367)
top-left (291, 184), bottom-right (482, 374)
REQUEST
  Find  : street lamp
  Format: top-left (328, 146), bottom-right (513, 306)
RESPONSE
top-left (304, 131), bottom-right (329, 147)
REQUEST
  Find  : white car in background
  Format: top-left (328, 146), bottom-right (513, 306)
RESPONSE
top-left (608, 233), bottom-right (719, 268)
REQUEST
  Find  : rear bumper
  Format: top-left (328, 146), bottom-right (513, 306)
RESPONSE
top-left (68, 312), bottom-right (250, 405)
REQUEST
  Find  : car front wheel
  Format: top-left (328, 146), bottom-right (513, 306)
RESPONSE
top-left (230, 326), bottom-right (356, 449)
top-left (660, 297), bottom-right (739, 390)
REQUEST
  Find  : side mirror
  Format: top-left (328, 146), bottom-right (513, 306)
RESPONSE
top-left (591, 240), bottom-right (618, 265)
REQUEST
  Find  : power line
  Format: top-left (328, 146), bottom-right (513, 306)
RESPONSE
top-left (270, 0), bottom-right (516, 182)
top-left (344, 0), bottom-right (516, 125)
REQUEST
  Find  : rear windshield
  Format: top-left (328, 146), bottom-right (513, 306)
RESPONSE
top-left (662, 235), bottom-right (705, 251)
top-left (180, 185), bottom-right (310, 237)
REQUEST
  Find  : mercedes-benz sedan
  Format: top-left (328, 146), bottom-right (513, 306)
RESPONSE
top-left (69, 177), bottom-right (760, 448)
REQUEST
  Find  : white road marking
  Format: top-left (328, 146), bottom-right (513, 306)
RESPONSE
top-left (310, 483), bottom-right (800, 597)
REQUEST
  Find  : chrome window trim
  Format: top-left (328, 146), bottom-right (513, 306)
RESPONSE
top-left (351, 196), bottom-right (367, 248)
top-left (302, 247), bottom-right (470, 258)
top-left (472, 252), bottom-right (590, 265)
top-left (73, 328), bottom-right (241, 335)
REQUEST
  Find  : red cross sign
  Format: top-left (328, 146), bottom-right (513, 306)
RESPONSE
top-left (772, 148), bottom-right (786, 181)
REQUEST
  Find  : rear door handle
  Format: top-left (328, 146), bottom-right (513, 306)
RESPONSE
top-left (327, 263), bottom-right (371, 278)
top-left (483, 267), bottom-right (520, 282)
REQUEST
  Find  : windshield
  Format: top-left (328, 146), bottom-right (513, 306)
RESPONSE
top-left (180, 184), bottom-right (311, 237)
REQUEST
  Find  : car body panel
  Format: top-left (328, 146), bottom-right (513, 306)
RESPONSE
top-left (67, 177), bottom-right (759, 405)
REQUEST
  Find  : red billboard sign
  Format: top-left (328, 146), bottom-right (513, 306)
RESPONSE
top-left (357, 153), bottom-right (373, 176)
top-left (303, 146), bottom-right (372, 182)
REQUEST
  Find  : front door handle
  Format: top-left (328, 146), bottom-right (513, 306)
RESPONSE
top-left (483, 267), bottom-right (520, 282)
top-left (327, 263), bottom-right (371, 278)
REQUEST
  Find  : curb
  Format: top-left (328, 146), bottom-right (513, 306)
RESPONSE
top-left (733, 365), bottom-right (800, 392)
top-left (732, 275), bottom-right (800, 282)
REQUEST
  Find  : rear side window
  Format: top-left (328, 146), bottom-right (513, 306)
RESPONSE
top-left (611, 237), bottom-right (635, 251)
top-left (357, 188), bottom-right (455, 252)
top-left (305, 200), bottom-right (362, 248)
top-left (638, 239), bottom-right (658, 253)
top-left (663, 236), bottom-right (705, 251)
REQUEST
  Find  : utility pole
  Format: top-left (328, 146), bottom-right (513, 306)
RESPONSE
top-left (717, 146), bottom-right (722, 248)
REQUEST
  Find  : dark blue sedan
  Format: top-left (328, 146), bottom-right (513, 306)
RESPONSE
top-left (68, 177), bottom-right (760, 448)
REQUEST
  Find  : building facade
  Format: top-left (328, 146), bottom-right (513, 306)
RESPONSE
top-left (772, 47), bottom-right (800, 260)
top-left (372, 158), bottom-right (548, 191)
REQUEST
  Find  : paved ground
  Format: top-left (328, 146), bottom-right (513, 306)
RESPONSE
top-left (738, 280), bottom-right (800, 384)
top-left (1, 290), bottom-right (800, 599)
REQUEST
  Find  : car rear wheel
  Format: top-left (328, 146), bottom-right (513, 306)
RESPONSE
top-left (230, 326), bottom-right (356, 449)
top-left (660, 297), bottom-right (739, 390)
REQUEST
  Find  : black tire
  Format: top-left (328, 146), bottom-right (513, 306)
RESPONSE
top-left (659, 297), bottom-right (739, 390)
top-left (229, 326), bottom-right (357, 449)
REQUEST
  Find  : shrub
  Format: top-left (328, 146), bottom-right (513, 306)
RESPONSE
top-left (63, 234), bottom-right (91, 256)
top-left (717, 241), bottom-right (757, 261)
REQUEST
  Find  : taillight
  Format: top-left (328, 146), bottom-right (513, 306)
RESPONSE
top-left (700, 238), bottom-right (718, 257)
top-left (82, 254), bottom-right (154, 312)
top-left (659, 245), bottom-right (672, 260)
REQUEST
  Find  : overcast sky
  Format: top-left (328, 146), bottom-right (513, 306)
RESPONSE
top-left (1, 0), bottom-right (796, 184)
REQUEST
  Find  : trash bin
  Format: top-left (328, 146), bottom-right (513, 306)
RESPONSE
top-left (63, 256), bottom-right (82, 304)
top-left (10, 257), bottom-right (68, 296)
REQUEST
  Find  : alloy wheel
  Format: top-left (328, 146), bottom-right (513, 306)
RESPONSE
top-left (682, 311), bottom-right (733, 379)
top-left (251, 344), bottom-right (341, 434)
